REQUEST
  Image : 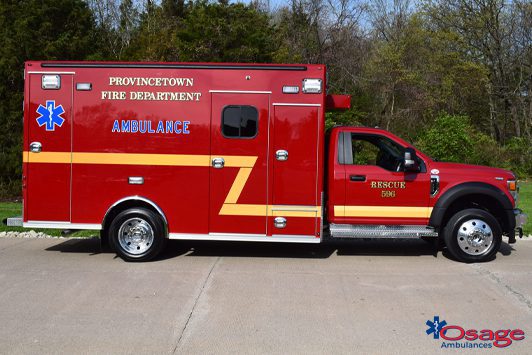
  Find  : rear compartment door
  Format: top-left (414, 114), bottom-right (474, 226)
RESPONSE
top-left (209, 93), bottom-right (269, 235)
top-left (25, 73), bottom-right (73, 222)
top-left (269, 104), bottom-right (320, 237)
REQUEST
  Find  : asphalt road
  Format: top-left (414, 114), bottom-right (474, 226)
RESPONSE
top-left (0, 236), bottom-right (531, 354)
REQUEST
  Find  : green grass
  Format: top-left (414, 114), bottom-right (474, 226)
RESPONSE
top-left (518, 181), bottom-right (531, 236)
top-left (1, 183), bottom-right (530, 237)
top-left (0, 202), bottom-right (98, 238)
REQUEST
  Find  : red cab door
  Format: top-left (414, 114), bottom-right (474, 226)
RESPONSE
top-left (338, 132), bottom-right (431, 225)
top-left (209, 93), bottom-right (269, 235)
top-left (25, 73), bottom-right (73, 222)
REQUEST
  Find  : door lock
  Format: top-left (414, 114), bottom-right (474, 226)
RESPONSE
top-left (274, 217), bottom-right (287, 228)
top-left (29, 142), bottom-right (42, 153)
top-left (212, 157), bottom-right (225, 169)
top-left (276, 150), bottom-right (288, 161)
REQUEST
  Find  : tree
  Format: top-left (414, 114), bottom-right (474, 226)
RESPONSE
top-left (174, 1), bottom-right (275, 62)
top-left (0, 0), bottom-right (99, 197)
top-left (423, 0), bottom-right (531, 143)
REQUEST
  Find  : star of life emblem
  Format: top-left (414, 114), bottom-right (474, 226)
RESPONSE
top-left (426, 316), bottom-right (447, 339)
top-left (36, 100), bottom-right (65, 131)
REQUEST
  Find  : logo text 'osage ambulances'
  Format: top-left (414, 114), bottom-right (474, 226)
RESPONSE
top-left (425, 316), bottom-right (525, 349)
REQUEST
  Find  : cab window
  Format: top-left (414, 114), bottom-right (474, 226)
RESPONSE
top-left (349, 134), bottom-right (405, 172)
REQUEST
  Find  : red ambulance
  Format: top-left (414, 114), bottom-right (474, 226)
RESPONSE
top-left (4, 61), bottom-right (527, 262)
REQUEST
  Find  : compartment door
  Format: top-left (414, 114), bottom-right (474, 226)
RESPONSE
top-left (270, 104), bottom-right (320, 236)
top-left (209, 93), bottom-right (269, 235)
top-left (25, 74), bottom-right (73, 222)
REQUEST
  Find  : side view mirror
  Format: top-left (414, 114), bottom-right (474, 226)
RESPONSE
top-left (404, 147), bottom-right (419, 172)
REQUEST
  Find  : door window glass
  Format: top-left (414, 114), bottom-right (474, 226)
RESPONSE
top-left (350, 134), bottom-right (405, 172)
top-left (222, 105), bottom-right (258, 138)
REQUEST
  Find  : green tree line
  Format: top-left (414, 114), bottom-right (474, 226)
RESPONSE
top-left (0, 0), bottom-right (530, 198)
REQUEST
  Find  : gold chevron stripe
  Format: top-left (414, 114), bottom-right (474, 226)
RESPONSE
top-left (22, 151), bottom-right (316, 218)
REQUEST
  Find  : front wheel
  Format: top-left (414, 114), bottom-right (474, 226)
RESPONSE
top-left (108, 208), bottom-right (166, 262)
top-left (443, 208), bottom-right (502, 263)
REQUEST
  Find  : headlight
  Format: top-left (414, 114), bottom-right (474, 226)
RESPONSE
top-left (508, 180), bottom-right (518, 204)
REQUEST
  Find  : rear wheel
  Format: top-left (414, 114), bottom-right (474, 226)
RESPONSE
top-left (108, 208), bottom-right (166, 261)
top-left (443, 208), bottom-right (501, 263)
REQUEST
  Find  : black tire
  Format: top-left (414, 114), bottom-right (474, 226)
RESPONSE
top-left (443, 208), bottom-right (502, 263)
top-left (108, 208), bottom-right (166, 262)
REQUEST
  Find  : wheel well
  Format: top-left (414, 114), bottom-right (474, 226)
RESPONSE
top-left (101, 200), bottom-right (167, 242)
top-left (440, 194), bottom-right (509, 233)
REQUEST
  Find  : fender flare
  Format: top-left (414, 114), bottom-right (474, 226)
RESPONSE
top-left (429, 182), bottom-right (513, 230)
top-left (102, 195), bottom-right (168, 230)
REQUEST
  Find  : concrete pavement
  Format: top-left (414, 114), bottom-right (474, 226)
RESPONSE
top-left (0, 236), bottom-right (530, 354)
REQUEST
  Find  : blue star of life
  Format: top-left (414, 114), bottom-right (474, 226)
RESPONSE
top-left (426, 316), bottom-right (447, 339)
top-left (36, 100), bottom-right (65, 131)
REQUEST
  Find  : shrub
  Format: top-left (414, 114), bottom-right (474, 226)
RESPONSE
top-left (416, 114), bottom-right (475, 163)
top-left (502, 137), bottom-right (532, 179)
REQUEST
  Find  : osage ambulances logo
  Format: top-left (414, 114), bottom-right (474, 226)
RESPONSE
top-left (425, 316), bottom-right (525, 349)
top-left (36, 100), bottom-right (65, 131)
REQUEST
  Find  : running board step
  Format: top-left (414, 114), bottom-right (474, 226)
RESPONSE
top-left (4, 216), bottom-right (23, 227)
top-left (329, 224), bottom-right (438, 239)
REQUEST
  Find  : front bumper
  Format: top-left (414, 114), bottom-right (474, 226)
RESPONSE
top-left (511, 209), bottom-right (528, 241)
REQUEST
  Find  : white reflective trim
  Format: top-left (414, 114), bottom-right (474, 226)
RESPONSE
top-left (27, 71), bottom-right (76, 75)
top-left (209, 90), bottom-right (272, 94)
top-left (168, 233), bottom-right (321, 243)
top-left (209, 232), bottom-right (264, 237)
top-left (24, 221), bottom-right (101, 230)
top-left (272, 103), bottom-right (321, 107)
top-left (103, 196), bottom-right (168, 226)
top-left (271, 234), bottom-right (317, 239)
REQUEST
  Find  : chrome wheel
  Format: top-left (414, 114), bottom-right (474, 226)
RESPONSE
top-left (118, 218), bottom-right (154, 255)
top-left (456, 219), bottom-right (493, 256)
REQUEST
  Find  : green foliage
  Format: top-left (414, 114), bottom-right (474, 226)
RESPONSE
top-left (518, 182), bottom-right (532, 236)
top-left (0, 0), bottom-right (99, 199)
top-left (416, 114), bottom-right (475, 162)
top-left (416, 113), bottom-right (531, 177)
top-left (0, 0), bottom-right (530, 200)
top-left (325, 107), bottom-right (366, 131)
top-left (271, 4), bottom-right (320, 63)
top-left (502, 137), bottom-right (532, 178)
top-left (175, 1), bottom-right (274, 62)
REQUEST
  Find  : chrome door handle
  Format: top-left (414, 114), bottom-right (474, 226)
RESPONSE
top-left (212, 157), bottom-right (225, 169)
top-left (276, 150), bottom-right (288, 161)
top-left (29, 142), bottom-right (42, 153)
top-left (274, 217), bottom-right (287, 229)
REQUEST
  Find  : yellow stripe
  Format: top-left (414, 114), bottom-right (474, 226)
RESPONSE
top-left (23, 152), bottom-right (71, 163)
top-left (23, 151), bottom-right (320, 219)
top-left (224, 168), bottom-right (253, 204)
top-left (23, 151), bottom-right (256, 168)
top-left (220, 204), bottom-right (321, 218)
top-left (73, 152), bottom-right (210, 166)
top-left (334, 205), bottom-right (345, 217)
top-left (336, 205), bottom-right (432, 218)
top-left (220, 156), bottom-right (257, 168)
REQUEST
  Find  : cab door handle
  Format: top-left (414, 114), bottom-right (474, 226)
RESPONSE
top-left (350, 175), bottom-right (366, 182)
